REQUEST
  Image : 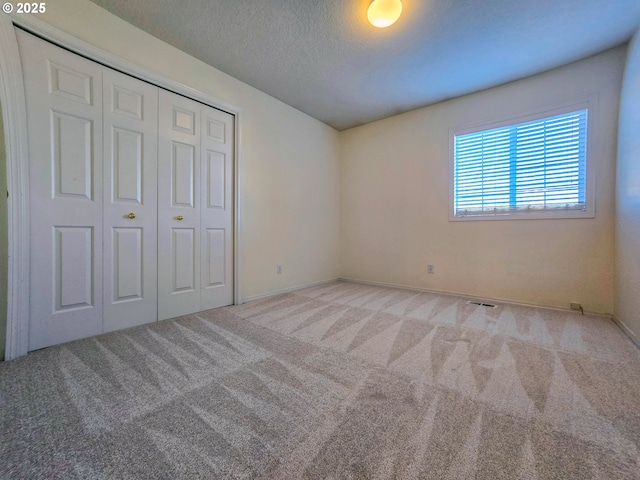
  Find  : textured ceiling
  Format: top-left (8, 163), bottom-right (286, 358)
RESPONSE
top-left (88, 0), bottom-right (640, 130)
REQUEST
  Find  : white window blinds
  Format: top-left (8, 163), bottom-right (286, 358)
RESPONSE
top-left (453, 109), bottom-right (588, 218)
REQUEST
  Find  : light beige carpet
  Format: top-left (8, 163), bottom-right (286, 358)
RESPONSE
top-left (1, 280), bottom-right (639, 479)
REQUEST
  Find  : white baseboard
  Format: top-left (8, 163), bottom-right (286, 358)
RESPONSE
top-left (241, 276), bottom-right (637, 350)
top-left (612, 315), bottom-right (640, 349)
top-left (242, 278), bottom-right (340, 303)
top-left (339, 277), bottom-right (613, 318)
top-left (240, 276), bottom-right (640, 351)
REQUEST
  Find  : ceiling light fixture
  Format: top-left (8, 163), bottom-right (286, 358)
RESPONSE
top-left (367, 0), bottom-right (403, 28)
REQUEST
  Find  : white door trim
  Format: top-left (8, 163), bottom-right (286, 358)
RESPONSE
top-left (0, 15), bottom-right (30, 360)
top-left (0, 14), bottom-right (244, 360)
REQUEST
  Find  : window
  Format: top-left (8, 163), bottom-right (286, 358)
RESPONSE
top-left (451, 105), bottom-right (592, 220)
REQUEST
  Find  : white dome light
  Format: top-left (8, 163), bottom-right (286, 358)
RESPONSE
top-left (367, 0), bottom-right (403, 28)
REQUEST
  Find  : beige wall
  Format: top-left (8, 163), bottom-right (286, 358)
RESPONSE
top-left (341, 47), bottom-right (626, 314)
top-left (615, 29), bottom-right (640, 341)
top-left (30, 0), bottom-right (341, 301)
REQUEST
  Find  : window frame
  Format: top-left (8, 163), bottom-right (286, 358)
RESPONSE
top-left (449, 99), bottom-right (596, 222)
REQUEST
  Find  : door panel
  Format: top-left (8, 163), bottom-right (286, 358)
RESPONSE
top-left (18, 30), bottom-right (104, 350)
top-left (112, 128), bottom-right (143, 203)
top-left (54, 226), bottom-right (94, 310)
top-left (206, 117), bottom-right (226, 144)
top-left (172, 141), bottom-right (196, 207)
top-left (200, 105), bottom-right (234, 310)
top-left (172, 228), bottom-right (197, 292)
top-left (172, 106), bottom-right (196, 134)
top-left (52, 112), bottom-right (94, 199)
top-left (205, 229), bottom-right (226, 287)
top-left (112, 227), bottom-right (143, 301)
top-left (206, 151), bottom-right (226, 209)
top-left (103, 68), bottom-right (158, 332)
top-left (48, 61), bottom-right (93, 104)
top-left (111, 85), bottom-right (143, 119)
top-left (158, 90), bottom-right (201, 320)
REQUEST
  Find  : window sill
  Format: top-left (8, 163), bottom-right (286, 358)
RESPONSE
top-left (449, 209), bottom-right (595, 222)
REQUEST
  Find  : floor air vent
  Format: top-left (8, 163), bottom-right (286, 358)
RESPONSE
top-left (467, 301), bottom-right (497, 308)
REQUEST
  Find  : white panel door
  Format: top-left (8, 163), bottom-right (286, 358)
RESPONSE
top-left (102, 69), bottom-right (159, 332)
top-left (19, 31), bottom-right (235, 349)
top-left (158, 89), bottom-right (202, 320)
top-left (158, 91), bottom-right (234, 319)
top-left (200, 105), bottom-right (234, 310)
top-left (18, 31), bottom-right (104, 350)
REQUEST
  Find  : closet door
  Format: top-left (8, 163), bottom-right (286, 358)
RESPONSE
top-left (18, 31), bottom-right (105, 350)
top-left (158, 90), bottom-right (202, 320)
top-left (157, 91), bottom-right (234, 320)
top-left (200, 104), bottom-right (234, 310)
top-left (19, 30), bottom-right (235, 349)
top-left (102, 69), bottom-right (159, 332)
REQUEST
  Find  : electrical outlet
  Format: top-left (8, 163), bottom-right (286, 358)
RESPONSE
top-left (277, 264), bottom-right (282, 274)
top-left (427, 264), bottom-right (435, 274)
top-left (570, 302), bottom-right (584, 315)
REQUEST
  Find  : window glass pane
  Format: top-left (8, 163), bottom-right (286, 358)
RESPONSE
top-left (453, 109), bottom-right (588, 217)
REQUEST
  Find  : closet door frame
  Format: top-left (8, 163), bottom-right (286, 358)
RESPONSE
top-left (0, 14), bottom-right (244, 360)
